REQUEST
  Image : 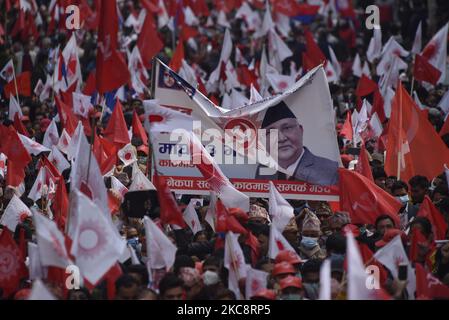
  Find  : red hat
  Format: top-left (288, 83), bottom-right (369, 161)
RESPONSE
top-left (280, 276), bottom-right (303, 290)
top-left (228, 208), bottom-right (249, 224)
top-left (375, 228), bottom-right (406, 248)
top-left (40, 118), bottom-right (51, 132)
top-left (275, 250), bottom-right (303, 265)
top-left (251, 289), bottom-right (277, 300)
top-left (272, 262), bottom-right (295, 277)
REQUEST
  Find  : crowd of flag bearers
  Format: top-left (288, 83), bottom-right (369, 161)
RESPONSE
top-left (1, 0), bottom-right (449, 300)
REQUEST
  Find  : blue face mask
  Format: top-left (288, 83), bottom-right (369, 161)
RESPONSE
top-left (301, 236), bottom-right (318, 249)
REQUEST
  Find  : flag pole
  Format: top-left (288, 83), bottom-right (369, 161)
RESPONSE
top-left (11, 60), bottom-right (20, 104)
top-left (146, 58), bottom-right (158, 180)
top-left (410, 55), bottom-right (415, 95)
top-left (85, 115), bottom-right (97, 186)
top-left (397, 82), bottom-right (403, 180)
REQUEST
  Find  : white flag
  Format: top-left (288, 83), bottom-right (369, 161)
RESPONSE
top-left (366, 28), bottom-right (382, 62)
top-left (224, 232), bottom-right (248, 299)
top-left (245, 267), bottom-right (268, 300)
top-left (183, 201), bottom-right (202, 235)
top-left (72, 92), bottom-right (93, 118)
top-left (143, 216), bottom-right (177, 270)
top-left (128, 169), bottom-right (156, 192)
top-left (143, 100), bottom-right (193, 132)
top-left (33, 210), bottom-right (72, 269)
top-left (205, 192), bottom-right (217, 232)
top-left (268, 223), bottom-right (298, 260)
top-left (411, 21), bottom-right (422, 54)
top-left (318, 259), bottom-right (331, 300)
top-left (8, 95), bottom-right (22, 121)
top-left (110, 176), bottom-right (128, 200)
top-left (118, 143), bottom-right (137, 167)
top-left (48, 145), bottom-right (70, 174)
top-left (42, 118), bottom-right (59, 149)
top-left (0, 59), bottom-right (15, 82)
top-left (19, 134), bottom-right (50, 155)
top-left (249, 84), bottom-right (263, 104)
top-left (69, 190), bottom-right (125, 285)
top-left (373, 235), bottom-right (416, 299)
top-left (0, 153), bottom-right (7, 178)
top-left (28, 242), bottom-right (47, 280)
top-left (57, 129), bottom-right (72, 155)
top-left (28, 279), bottom-right (56, 300)
top-left (268, 181), bottom-right (294, 232)
top-left (0, 194), bottom-right (32, 232)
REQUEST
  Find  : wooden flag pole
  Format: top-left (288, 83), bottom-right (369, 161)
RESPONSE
top-left (397, 82), bottom-right (403, 180)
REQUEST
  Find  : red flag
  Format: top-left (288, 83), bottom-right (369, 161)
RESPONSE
top-left (0, 125), bottom-right (31, 168)
top-left (372, 89), bottom-right (387, 123)
top-left (355, 141), bottom-right (374, 182)
top-left (180, 24), bottom-right (199, 41)
top-left (52, 180), bottom-right (69, 232)
top-left (5, 160), bottom-right (25, 188)
top-left (103, 100), bottom-right (130, 149)
top-left (304, 30), bottom-right (326, 69)
top-left (245, 231), bottom-right (260, 266)
top-left (355, 74), bottom-right (378, 97)
top-left (13, 113), bottom-right (29, 137)
top-left (340, 110), bottom-right (353, 141)
top-left (132, 110), bottom-right (148, 146)
top-left (417, 196), bottom-right (448, 240)
top-left (96, 0), bottom-right (130, 93)
top-left (215, 199), bottom-right (248, 234)
top-left (169, 40), bottom-right (184, 72)
top-left (3, 71), bottom-right (31, 99)
top-left (137, 10), bottom-right (163, 68)
top-left (153, 172), bottom-right (187, 227)
top-left (39, 155), bottom-right (62, 180)
top-left (385, 83), bottom-right (449, 182)
top-left (0, 229), bottom-right (27, 298)
top-left (55, 95), bottom-right (77, 135)
top-left (83, 69), bottom-right (97, 96)
top-left (339, 168), bottom-right (401, 226)
top-left (272, 0), bottom-right (300, 17)
top-left (413, 54), bottom-right (442, 85)
top-left (415, 263), bottom-right (449, 299)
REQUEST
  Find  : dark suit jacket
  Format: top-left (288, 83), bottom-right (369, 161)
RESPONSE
top-left (255, 147), bottom-right (339, 186)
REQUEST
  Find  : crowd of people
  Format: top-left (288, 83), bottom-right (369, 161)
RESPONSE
top-left (1, 0), bottom-right (449, 300)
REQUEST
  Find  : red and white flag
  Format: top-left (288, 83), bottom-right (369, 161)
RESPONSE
top-left (34, 79), bottom-right (44, 97)
top-left (268, 222), bottom-right (298, 260)
top-left (224, 231), bottom-right (248, 299)
top-left (183, 200), bottom-right (202, 235)
top-left (39, 76), bottom-right (53, 102)
top-left (128, 169), bottom-right (156, 192)
top-left (27, 242), bottom-right (47, 281)
top-left (0, 153), bottom-right (6, 178)
top-left (118, 143), bottom-right (137, 167)
top-left (62, 33), bottom-right (82, 89)
top-left (143, 215), bottom-right (177, 270)
top-left (367, 28), bottom-right (382, 63)
top-left (0, 194), bottom-right (32, 232)
top-left (48, 145), bottom-right (70, 174)
top-left (143, 100), bottom-right (193, 133)
top-left (19, 134), bottom-right (50, 155)
top-left (268, 181), bottom-right (293, 232)
top-left (72, 92), bottom-right (93, 118)
top-left (421, 23), bottom-right (448, 84)
top-left (188, 132), bottom-right (249, 211)
top-left (249, 84), bottom-right (263, 104)
top-left (245, 267), bottom-right (268, 300)
top-left (415, 263), bottom-right (449, 299)
top-left (69, 189), bottom-right (125, 285)
top-left (42, 118), bottom-right (59, 149)
top-left (8, 95), bottom-right (22, 121)
top-left (33, 210), bottom-right (72, 269)
top-left (266, 73), bottom-right (294, 93)
top-left (28, 167), bottom-right (53, 201)
top-left (110, 176), bottom-right (128, 200)
top-left (57, 128), bottom-right (72, 155)
top-left (205, 191), bottom-right (217, 232)
top-left (0, 59), bottom-right (15, 82)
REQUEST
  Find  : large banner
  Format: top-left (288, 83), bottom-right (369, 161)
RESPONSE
top-left (151, 61), bottom-right (341, 201)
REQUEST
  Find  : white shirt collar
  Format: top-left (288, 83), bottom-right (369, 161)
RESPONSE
top-left (285, 148), bottom-right (305, 178)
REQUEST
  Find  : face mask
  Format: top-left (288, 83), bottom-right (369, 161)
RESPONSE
top-left (203, 271), bottom-right (220, 286)
top-left (281, 294), bottom-right (302, 300)
top-left (395, 195), bottom-right (409, 205)
top-left (301, 236), bottom-right (318, 249)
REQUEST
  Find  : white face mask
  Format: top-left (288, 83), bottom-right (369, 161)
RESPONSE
top-left (396, 195), bottom-right (409, 205)
top-left (203, 271), bottom-right (220, 286)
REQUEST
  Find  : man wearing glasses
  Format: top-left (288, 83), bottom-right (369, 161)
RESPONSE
top-left (255, 101), bottom-right (339, 186)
